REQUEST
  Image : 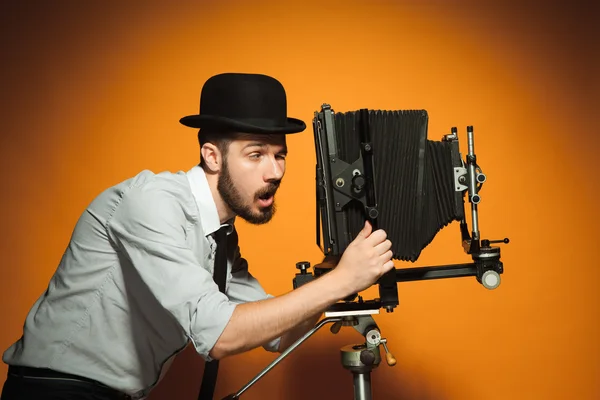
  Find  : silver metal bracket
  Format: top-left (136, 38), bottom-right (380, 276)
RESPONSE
top-left (454, 166), bottom-right (468, 192)
top-left (325, 308), bottom-right (380, 318)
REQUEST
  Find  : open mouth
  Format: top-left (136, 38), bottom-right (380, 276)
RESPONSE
top-left (257, 189), bottom-right (276, 207)
top-left (257, 196), bottom-right (274, 207)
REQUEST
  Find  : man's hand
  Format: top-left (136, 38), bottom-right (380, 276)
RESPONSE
top-left (330, 220), bottom-right (394, 295)
top-left (276, 225), bottom-right (393, 352)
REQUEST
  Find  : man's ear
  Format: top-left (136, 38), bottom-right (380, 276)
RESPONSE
top-left (200, 143), bottom-right (222, 173)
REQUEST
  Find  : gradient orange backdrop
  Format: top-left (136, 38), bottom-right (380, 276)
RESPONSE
top-left (1, 1), bottom-right (598, 399)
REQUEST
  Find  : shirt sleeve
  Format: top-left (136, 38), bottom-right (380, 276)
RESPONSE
top-left (106, 182), bottom-right (237, 361)
top-left (226, 229), bottom-right (281, 353)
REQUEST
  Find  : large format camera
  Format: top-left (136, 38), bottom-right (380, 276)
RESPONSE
top-left (307, 104), bottom-right (508, 313)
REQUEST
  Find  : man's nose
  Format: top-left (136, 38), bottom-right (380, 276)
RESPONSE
top-left (264, 156), bottom-right (284, 182)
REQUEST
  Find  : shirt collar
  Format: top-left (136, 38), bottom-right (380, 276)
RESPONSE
top-left (186, 165), bottom-right (234, 237)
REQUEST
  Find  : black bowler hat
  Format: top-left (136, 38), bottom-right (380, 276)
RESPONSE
top-left (179, 72), bottom-right (306, 134)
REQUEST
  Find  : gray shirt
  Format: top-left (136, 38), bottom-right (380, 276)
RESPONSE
top-left (2, 165), bottom-right (280, 398)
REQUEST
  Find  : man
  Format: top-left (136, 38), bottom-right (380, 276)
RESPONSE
top-left (1, 73), bottom-right (394, 399)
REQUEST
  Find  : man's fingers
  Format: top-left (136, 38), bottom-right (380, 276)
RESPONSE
top-left (380, 250), bottom-right (393, 263)
top-left (382, 259), bottom-right (395, 272)
top-left (355, 220), bottom-right (373, 240)
top-left (365, 228), bottom-right (387, 246)
top-left (374, 239), bottom-right (392, 256)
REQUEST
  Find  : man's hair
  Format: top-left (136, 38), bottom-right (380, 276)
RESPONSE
top-left (198, 129), bottom-right (235, 169)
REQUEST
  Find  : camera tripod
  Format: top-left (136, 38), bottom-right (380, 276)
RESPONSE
top-left (221, 307), bottom-right (394, 400)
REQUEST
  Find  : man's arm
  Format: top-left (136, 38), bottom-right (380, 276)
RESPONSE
top-left (227, 244), bottom-right (339, 354)
top-left (210, 271), bottom-right (340, 359)
top-left (209, 220), bottom-right (393, 360)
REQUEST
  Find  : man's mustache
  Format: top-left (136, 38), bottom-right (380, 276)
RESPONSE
top-left (255, 182), bottom-right (280, 199)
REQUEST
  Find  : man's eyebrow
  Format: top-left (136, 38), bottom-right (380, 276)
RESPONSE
top-left (243, 142), bottom-right (266, 150)
top-left (243, 142), bottom-right (288, 153)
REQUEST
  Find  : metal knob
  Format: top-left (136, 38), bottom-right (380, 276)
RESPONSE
top-left (482, 270), bottom-right (501, 290)
top-left (352, 174), bottom-right (366, 192)
top-left (296, 261), bottom-right (310, 274)
top-left (360, 349), bottom-right (376, 366)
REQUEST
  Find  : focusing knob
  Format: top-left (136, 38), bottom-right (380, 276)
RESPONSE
top-left (366, 207), bottom-right (379, 219)
top-left (352, 174), bottom-right (366, 192)
top-left (481, 270), bottom-right (501, 290)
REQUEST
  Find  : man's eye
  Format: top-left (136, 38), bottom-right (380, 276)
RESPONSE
top-left (249, 153), bottom-right (261, 159)
top-left (276, 154), bottom-right (287, 160)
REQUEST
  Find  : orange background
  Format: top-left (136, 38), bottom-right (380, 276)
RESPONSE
top-left (1, 1), bottom-right (598, 399)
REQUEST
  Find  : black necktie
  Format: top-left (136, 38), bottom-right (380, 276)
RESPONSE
top-left (212, 226), bottom-right (229, 293)
top-left (198, 226), bottom-right (228, 400)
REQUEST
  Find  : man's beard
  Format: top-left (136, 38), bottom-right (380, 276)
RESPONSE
top-left (217, 160), bottom-right (279, 225)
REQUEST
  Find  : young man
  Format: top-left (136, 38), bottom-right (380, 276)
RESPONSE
top-left (1, 73), bottom-right (394, 399)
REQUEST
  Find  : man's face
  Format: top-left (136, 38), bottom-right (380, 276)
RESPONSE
top-left (217, 134), bottom-right (287, 225)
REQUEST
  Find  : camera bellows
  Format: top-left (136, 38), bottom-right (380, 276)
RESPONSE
top-left (329, 109), bottom-right (464, 262)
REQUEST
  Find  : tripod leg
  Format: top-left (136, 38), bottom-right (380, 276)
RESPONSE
top-left (353, 372), bottom-right (372, 400)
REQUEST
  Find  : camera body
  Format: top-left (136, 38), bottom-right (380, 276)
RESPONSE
top-left (307, 104), bottom-right (508, 311)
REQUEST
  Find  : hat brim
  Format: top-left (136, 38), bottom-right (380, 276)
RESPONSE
top-left (179, 115), bottom-right (306, 134)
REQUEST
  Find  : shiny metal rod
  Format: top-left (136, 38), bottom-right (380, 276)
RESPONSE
top-left (353, 372), bottom-right (372, 400)
top-left (466, 126), bottom-right (480, 240)
top-left (229, 316), bottom-right (343, 399)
